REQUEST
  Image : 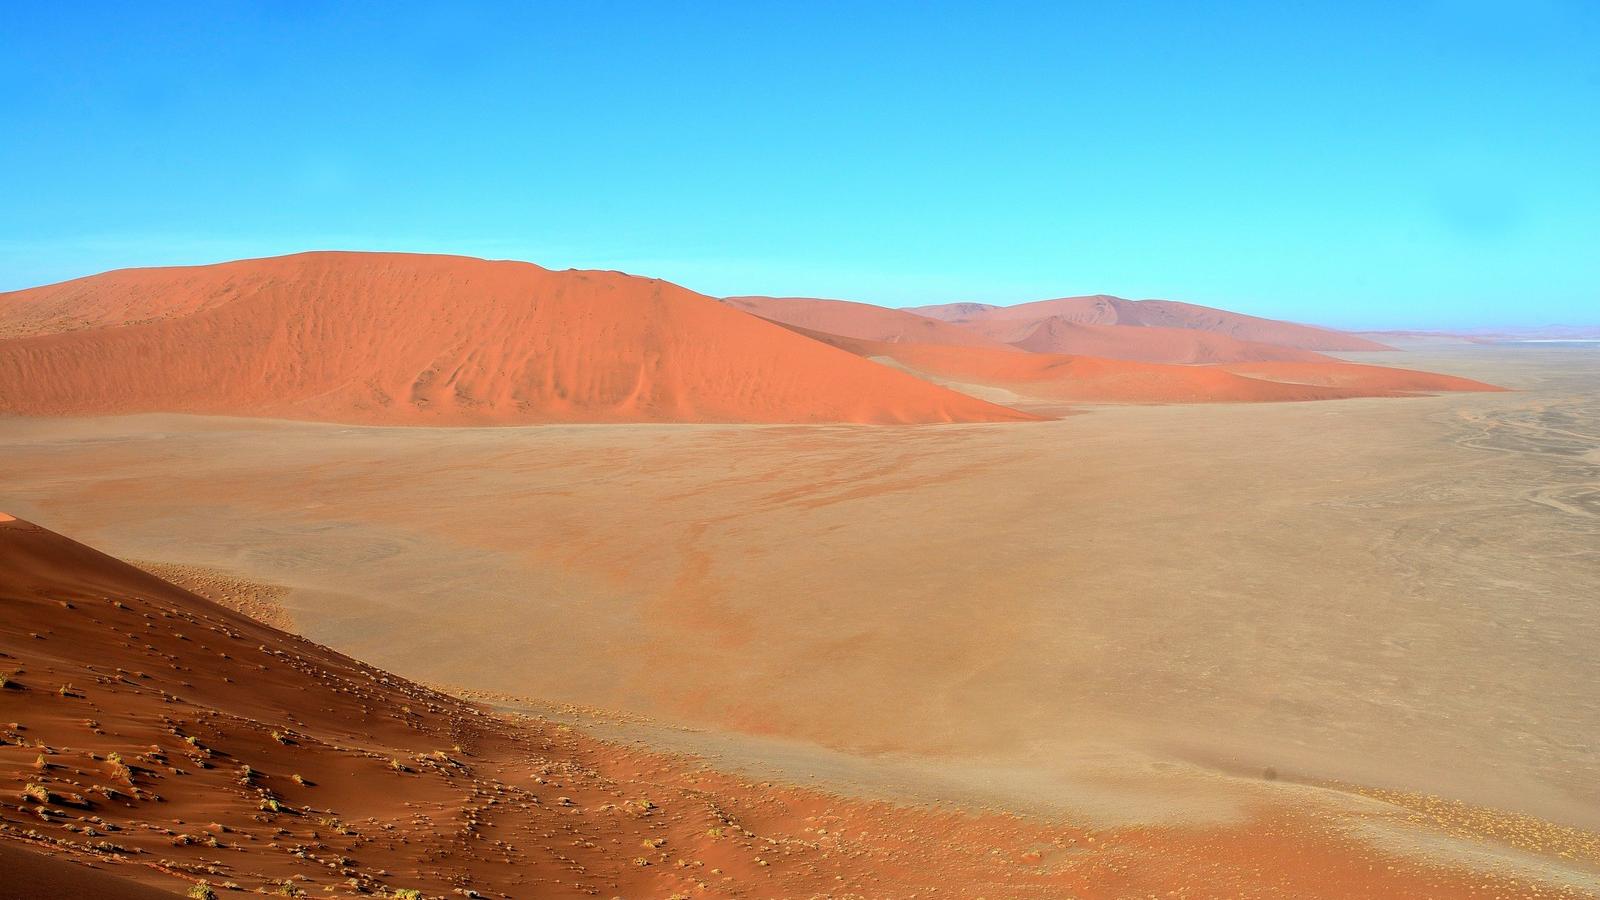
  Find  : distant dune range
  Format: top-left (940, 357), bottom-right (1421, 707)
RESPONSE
top-left (790, 328), bottom-right (1501, 403)
top-left (909, 294), bottom-right (1397, 352)
top-left (0, 252), bottom-right (1500, 425)
top-left (0, 253), bottom-right (1033, 425)
top-left (726, 294), bottom-right (1330, 363)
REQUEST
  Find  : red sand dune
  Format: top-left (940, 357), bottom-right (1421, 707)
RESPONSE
top-left (799, 330), bottom-right (1502, 403)
top-left (722, 295), bottom-right (1017, 350)
top-left (912, 294), bottom-right (1394, 352)
top-left (0, 842), bottom-right (175, 900)
top-left (1005, 317), bottom-right (1330, 364)
top-left (0, 252), bottom-right (1034, 425)
top-left (0, 516), bottom-right (1560, 898)
top-left (0, 511), bottom-right (877, 897)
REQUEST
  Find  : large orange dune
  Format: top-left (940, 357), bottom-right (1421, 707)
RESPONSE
top-left (0, 515), bottom-right (1571, 899)
top-left (912, 294), bottom-right (1396, 352)
top-left (722, 295), bottom-right (1017, 349)
top-left (798, 329), bottom-right (1504, 403)
top-left (0, 253), bottom-right (1034, 425)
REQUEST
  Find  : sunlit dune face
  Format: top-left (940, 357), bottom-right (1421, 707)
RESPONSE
top-left (0, 252), bottom-right (1035, 426)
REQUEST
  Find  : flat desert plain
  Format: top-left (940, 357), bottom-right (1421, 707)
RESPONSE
top-left (4, 343), bottom-right (1598, 888)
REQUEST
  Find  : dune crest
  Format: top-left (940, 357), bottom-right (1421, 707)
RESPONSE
top-left (0, 252), bottom-right (1035, 425)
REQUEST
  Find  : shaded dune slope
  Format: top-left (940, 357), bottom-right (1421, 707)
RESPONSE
top-left (0, 253), bottom-right (1033, 425)
top-left (0, 842), bottom-right (176, 900)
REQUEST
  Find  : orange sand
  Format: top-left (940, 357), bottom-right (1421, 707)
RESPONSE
top-left (1, 514), bottom-right (1582, 898)
top-left (0, 253), bottom-right (1034, 425)
top-left (1, 254), bottom-right (1507, 424)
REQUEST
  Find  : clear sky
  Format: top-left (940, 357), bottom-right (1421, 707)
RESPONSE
top-left (3, 1), bottom-right (1596, 329)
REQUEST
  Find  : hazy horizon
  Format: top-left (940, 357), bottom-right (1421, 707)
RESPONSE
top-left (1, 244), bottom-right (1594, 335)
top-left (4, 2), bottom-right (1597, 330)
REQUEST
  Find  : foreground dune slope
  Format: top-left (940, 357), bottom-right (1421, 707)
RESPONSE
top-left (0, 252), bottom-right (1035, 425)
top-left (0, 513), bottom-right (1580, 899)
top-left (797, 329), bottom-right (1503, 402)
top-left (913, 294), bottom-right (1395, 352)
top-left (0, 841), bottom-right (175, 900)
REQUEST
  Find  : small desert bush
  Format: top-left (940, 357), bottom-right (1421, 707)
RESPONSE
top-left (188, 882), bottom-right (217, 900)
top-left (105, 752), bottom-right (133, 782)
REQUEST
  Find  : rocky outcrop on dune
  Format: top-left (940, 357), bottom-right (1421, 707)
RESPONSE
top-left (0, 253), bottom-right (1035, 425)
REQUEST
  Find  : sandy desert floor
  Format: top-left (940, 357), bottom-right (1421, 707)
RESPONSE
top-left (3, 343), bottom-right (1597, 889)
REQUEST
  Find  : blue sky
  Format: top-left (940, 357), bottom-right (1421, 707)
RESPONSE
top-left (2, 1), bottom-right (1596, 329)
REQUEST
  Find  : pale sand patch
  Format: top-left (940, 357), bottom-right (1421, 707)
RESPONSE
top-left (131, 560), bottom-right (296, 631)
